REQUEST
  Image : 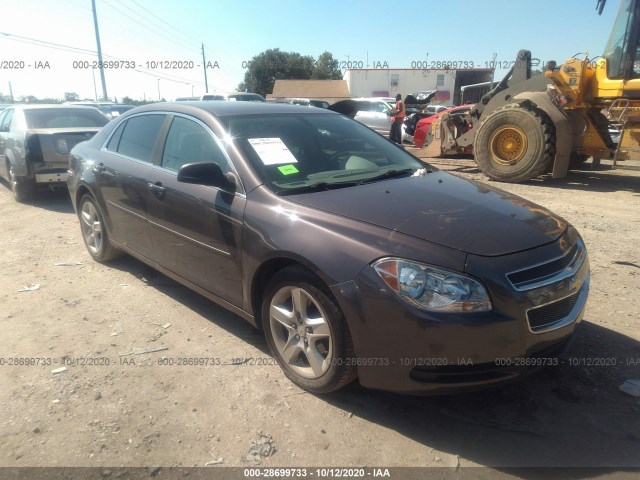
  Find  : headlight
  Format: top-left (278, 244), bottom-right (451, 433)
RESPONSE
top-left (372, 258), bottom-right (492, 313)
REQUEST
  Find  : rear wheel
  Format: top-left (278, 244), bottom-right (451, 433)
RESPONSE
top-left (9, 164), bottom-right (34, 203)
top-left (262, 266), bottom-right (357, 393)
top-left (79, 194), bottom-right (122, 262)
top-left (473, 103), bottom-right (555, 182)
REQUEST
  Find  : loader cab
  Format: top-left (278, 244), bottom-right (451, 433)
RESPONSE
top-left (603, 0), bottom-right (640, 81)
top-left (592, 0), bottom-right (640, 99)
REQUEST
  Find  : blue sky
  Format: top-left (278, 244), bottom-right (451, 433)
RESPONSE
top-left (0, 0), bottom-right (622, 101)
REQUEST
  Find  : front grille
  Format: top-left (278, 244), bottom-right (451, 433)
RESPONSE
top-left (527, 289), bottom-right (582, 332)
top-left (507, 238), bottom-right (585, 291)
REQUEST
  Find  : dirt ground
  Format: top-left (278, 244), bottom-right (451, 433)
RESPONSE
top-left (0, 155), bottom-right (639, 477)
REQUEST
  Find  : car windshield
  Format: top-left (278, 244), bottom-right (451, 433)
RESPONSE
top-left (221, 113), bottom-right (425, 194)
top-left (24, 108), bottom-right (109, 129)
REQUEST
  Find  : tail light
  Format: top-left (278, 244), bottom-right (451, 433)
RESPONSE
top-left (25, 134), bottom-right (44, 163)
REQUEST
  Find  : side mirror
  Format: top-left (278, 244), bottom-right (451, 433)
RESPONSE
top-left (177, 162), bottom-right (235, 190)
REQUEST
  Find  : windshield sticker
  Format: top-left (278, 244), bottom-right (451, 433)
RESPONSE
top-left (277, 164), bottom-right (299, 175)
top-left (248, 138), bottom-right (298, 165)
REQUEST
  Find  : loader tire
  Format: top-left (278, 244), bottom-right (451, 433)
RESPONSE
top-left (473, 103), bottom-right (555, 183)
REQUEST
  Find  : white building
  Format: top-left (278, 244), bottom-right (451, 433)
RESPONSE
top-left (343, 68), bottom-right (494, 105)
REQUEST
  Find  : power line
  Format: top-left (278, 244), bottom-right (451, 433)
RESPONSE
top-left (0, 31), bottom-right (98, 56)
top-left (128, 0), bottom-right (199, 46)
top-left (0, 31), bottom-right (206, 87)
top-left (101, 0), bottom-right (196, 54)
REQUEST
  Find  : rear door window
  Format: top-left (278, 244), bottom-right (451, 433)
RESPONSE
top-left (116, 114), bottom-right (166, 163)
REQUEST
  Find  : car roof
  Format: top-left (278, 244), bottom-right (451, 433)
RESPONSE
top-left (124, 101), bottom-right (337, 118)
top-left (353, 97), bottom-right (389, 102)
top-left (9, 104), bottom-right (103, 110)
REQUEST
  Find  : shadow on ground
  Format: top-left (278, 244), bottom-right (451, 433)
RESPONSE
top-left (102, 255), bottom-right (640, 472)
top-left (0, 179), bottom-right (74, 213)
top-left (419, 156), bottom-right (640, 195)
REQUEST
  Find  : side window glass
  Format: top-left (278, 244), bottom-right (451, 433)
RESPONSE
top-left (161, 116), bottom-right (229, 173)
top-left (373, 102), bottom-right (389, 113)
top-left (604, 0), bottom-right (636, 79)
top-left (105, 121), bottom-right (125, 151)
top-left (117, 114), bottom-right (165, 163)
top-left (1, 109), bottom-right (14, 132)
top-left (0, 111), bottom-right (8, 132)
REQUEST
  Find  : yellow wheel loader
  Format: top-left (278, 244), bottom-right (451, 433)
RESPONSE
top-left (426, 0), bottom-right (640, 183)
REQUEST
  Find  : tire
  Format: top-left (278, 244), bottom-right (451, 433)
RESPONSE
top-left (473, 103), bottom-right (555, 183)
top-left (262, 266), bottom-right (357, 393)
top-left (9, 164), bottom-right (34, 203)
top-left (78, 194), bottom-right (122, 262)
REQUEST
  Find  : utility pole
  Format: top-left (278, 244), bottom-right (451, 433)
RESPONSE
top-left (8, 81), bottom-right (14, 103)
top-left (201, 43), bottom-right (209, 93)
top-left (92, 68), bottom-right (98, 101)
top-left (92, 0), bottom-right (108, 101)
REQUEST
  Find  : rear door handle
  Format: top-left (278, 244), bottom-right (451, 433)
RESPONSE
top-left (92, 163), bottom-right (105, 175)
top-left (147, 181), bottom-right (166, 200)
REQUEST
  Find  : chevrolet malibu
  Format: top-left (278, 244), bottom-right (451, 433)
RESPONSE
top-left (67, 102), bottom-right (589, 394)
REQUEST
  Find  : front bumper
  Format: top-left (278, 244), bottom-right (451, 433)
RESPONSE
top-left (331, 228), bottom-right (589, 394)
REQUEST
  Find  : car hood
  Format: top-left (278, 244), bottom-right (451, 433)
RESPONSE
top-left (288, 171), bottom-right (567, 257)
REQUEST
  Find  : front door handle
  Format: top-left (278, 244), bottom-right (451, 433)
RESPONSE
top-left (147, 181), bottom-right (166, 200)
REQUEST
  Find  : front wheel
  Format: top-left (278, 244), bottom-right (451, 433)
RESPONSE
top-left (262, 266), bottom-right (357, 393)
top-left (473, 103), bottom-right (555, 183)
top-left (79, 194), bottom-right (122, 262)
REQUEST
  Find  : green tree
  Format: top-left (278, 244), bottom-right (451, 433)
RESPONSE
top-left (241, 48), bottom-right (315, 97)
top-left (312, 52), bottom-right (342, 80)
top-left (64, 92), bottom-right (80, 102)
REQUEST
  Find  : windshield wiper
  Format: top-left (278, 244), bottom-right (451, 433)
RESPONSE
top-left (276, 168), bottom-right (420, 195)
top-left (277, 180), bottom-right (361, 196)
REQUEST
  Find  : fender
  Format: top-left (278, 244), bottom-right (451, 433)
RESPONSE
top-left (511, 92), bottom-right (574, 178)
top-left (5, 148), bottom-right (30, 177)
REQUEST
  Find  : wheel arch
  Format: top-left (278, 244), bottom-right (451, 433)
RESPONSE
top-left (75, 184), bottom-right (93, 209)
top-left (511, 92), bottom-right (574, 178)
top-left (76, 184), bottom-right (116, 241)
top-left (250, 256), bottom-right (335, 331)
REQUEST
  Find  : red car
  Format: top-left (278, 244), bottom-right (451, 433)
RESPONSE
top-left (413, 105), bottom-right (473, 148)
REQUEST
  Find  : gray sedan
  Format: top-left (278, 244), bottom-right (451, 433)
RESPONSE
top-left (67, 101), bottom-right (589, 394)
top-left (0, 105), bottom-right (108, 202)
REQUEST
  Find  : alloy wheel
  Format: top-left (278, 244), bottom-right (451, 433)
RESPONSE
top-left (81, 200), bottom-right (103, 255)
top-left (269, 286), bottom-right (333, 379)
